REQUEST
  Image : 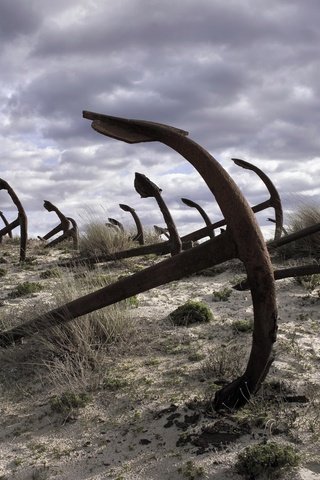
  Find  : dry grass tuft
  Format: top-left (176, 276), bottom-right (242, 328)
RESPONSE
top-left (0, 267), bottom-right (135, 392)
top-left (278, 204), bottom-right (320, 258)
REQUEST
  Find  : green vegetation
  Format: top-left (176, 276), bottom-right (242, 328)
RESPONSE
top-left (295, 273), bottom-right (320, 291)
top-left (235, 441), bottom-right (301, 478)
top-left (201, 342), bottom-right (247, 380)
top-left (232, 318), bottom-right (254, 333)
top-left (177, 460), bottom-right (204, 479)
top-left (39, 268), bottom-right (61, 279)
top-left (212, 287), bottom-right (232, 302)
top-left (8, 281), bottom-right (43, 298)
top-left (169, 300), bottom-right (213, 326)
top-left (50, 391), bottom-right (91, 415)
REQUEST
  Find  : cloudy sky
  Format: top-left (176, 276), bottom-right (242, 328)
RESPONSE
top-left (1, 0), bottom-right (319, 241)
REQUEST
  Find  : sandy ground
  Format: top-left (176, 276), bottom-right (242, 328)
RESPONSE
top-left (0, 239), bottom-right (319, 479)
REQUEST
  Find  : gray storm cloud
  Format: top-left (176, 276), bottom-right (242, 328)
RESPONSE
top-left (0, 0), bottom-right (319, 238)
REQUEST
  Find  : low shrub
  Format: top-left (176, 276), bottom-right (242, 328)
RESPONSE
top-left (8, 281), bottom-right (43, 298)
top-left (235, 441), bottom-right (301, 478)
top-left (169, 300), bottom-right (213, 326)
top-left (50, 391), bottom-right (91, 415)
top-left (212, 287), bottom-right (232, 302)
top-left (232, 318), bottom-right (254, 334)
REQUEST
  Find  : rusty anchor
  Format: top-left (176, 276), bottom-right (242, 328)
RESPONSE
top-left (119, 203), bottom-right (144, 245)
top-left (181, 197), bottom-right (215, 239)
top-left (39, 200), bottom-right (79, 250)
top-left (0, 112), bottom-right (278, 411)
top-left (0, 179), bottom-right (27, 262)
top-left (134, 172), bottom-right (182, 256)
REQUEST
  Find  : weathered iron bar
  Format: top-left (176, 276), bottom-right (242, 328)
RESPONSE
top-left (233, 264), bottom-right (320, 291)
top-left (269, 222), bottom-right (320, 248)
top-left (181, 197), bottom-right (215, 239)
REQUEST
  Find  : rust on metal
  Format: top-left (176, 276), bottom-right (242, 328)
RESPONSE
top-left (0, 179), bottom-right (27, 261)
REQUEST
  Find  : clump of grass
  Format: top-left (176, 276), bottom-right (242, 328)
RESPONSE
top-left (295, 273), bottom-right (320, 291)
top-left (126, 295), bottom-right (139, 308)
top-left (232, 318), bottom-right (254, 334)
top-left (169, 300), bottom-right (213, 326)
top-left (39, 268), bottom-right (61, 279)
top-left (0, 267), bottom-right (7, 277)
top-left (201, 342), bottom-right (248, 381)
top-left (277, 204), bottom-right (320, 258)
top-left (8, 281), bottom-right (43, 298)
top-left (79, 221), bottom-right (134, 257)
top-left (50, 391), bottom-right (91, 415)
top-left (212, 287), bottom-right (232, 302)
top-left (235, 441), bottom-right (301, 478)
top-left (2, 268), bottom-right (135, 392)
top-left (177, 460), bottom-right (205, 479)
top-left (102, 374), bottom-right (129, 391)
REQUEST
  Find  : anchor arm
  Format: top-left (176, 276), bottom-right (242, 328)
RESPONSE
top-left (119, 203), bottom-right (144, 245)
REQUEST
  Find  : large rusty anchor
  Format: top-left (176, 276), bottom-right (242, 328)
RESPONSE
top-left (0, 112), bottom-right (278, 411)
top-left (39, 200), bottom-right (79, 250)
top-left (0, 179), bottom-right (27, 262)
